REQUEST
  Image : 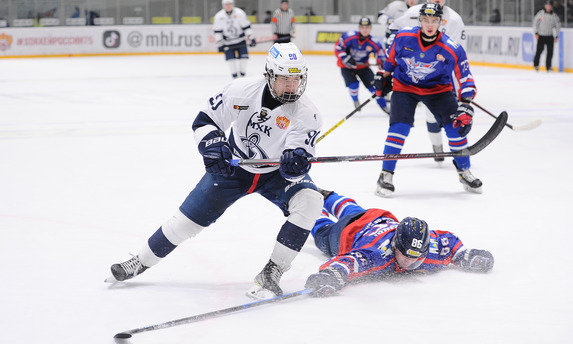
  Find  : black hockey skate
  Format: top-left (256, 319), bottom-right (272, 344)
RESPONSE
top-left (247, 259), bottom-right (284, 300)
top-left (110, 255), bottom-right (148, 282)
top-left (375, 170), bottom-right (395, 197)
top-left (454, 161), bottom-right (483, 194)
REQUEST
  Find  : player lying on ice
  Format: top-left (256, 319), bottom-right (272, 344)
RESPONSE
top-left (304, 189), bottom-right (494, 297)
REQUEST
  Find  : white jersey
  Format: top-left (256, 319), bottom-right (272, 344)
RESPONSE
top-left (389, 5), bottom-right (466, 46)
top-left (377, 1), bottom-right (410, 29)
top-left (195, 77), bottom-right (322, 174)
top-left (213, 7), bottom-right (253, 46)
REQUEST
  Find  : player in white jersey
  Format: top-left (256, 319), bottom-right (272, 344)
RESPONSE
top-left (388, 0), bottom-right (466, 162)
top-left (213, 0), bottom-right (257, 78)
top-left (109, 43), bottom-right (324, 301)
top-left (377, 0), bottom-right (419, 40)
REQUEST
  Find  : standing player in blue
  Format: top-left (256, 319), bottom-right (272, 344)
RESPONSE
top-left (304, 189), bottom-right (494, 296)
top-left (108, 43), bottom-right (324, 300)
top-left (335, 17), bottom-right (390, 114)
top-left (373, 3), bottom-right (480, 197)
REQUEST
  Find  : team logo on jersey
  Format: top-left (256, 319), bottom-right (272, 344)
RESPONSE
top-left (366, 46), bottom-right (373, 52)
top-left (276, 116), bottom-right (290, 129)
top-left (234, 105), bottom-right (249, 110)
top-left (247, 111), bottom-right (272, 136)
top-left (402, 57), bottom-right (438, 84)
top-left (436, 54), bottom-right (445, 62)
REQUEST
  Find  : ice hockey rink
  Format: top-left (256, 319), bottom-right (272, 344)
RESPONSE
top-left (1, 52), bottom-right (572, 344)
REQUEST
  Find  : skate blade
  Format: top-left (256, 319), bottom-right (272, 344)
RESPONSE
top-left (104, 275), bottom-right (119, 283)
top-left (374, 187), bottom-right (393, 198)
top-left (246, 283), bottom-right (277, 300)
top-left (462, 184), bottom-right (483, 194)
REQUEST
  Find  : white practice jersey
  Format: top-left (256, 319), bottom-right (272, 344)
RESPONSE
top-left (213, 7), bottom-right (253, 46)
top-left (195, 77), bottom-right (322, 174)
top-left (389, 4), bottom-right (466, 46)
top-left (378, 1), bottom-right (410, 28)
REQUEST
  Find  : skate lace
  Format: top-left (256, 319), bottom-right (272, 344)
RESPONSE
top-left (120, 255), bottom-right (143, 276)
top-left (460, 169), bottom-right (477, 182)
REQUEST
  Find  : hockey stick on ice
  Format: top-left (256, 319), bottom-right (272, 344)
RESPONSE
top-left (230, 111), bottom-right (507, 166)
top-left (472, 101), bottom-right (541, 132)
top-left (316, 94), bottom-right (376, 144)
top-left (113, 288), bottom-right (312, 339)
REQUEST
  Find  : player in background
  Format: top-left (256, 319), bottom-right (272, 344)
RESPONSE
top-left (109, 43), bottom-right (324, 301)
top-left (335, 17), bottom-right (390, 114)
top-left (304, 189), bottom-right (494, 296)
top-left (377, 0), bottom-right (419, 44)
top-left (373, 3), bottom-right (480, 197)
top-left (388, 0), bottom-right (466, 162)
top-left (213, 0), bottom-right (257, 79)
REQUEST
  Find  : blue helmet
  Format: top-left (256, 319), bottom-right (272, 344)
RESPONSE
top-left (393, 217), bottom-right (430, 260)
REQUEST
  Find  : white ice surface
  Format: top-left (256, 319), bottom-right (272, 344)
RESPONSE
top-left (1, 53), bottom-right (572, 344)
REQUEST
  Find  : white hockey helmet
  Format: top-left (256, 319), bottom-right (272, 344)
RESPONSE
top-left (222, 0), bottom-right (234, 6)
top-left (264, 42), bottom-right (308, 103)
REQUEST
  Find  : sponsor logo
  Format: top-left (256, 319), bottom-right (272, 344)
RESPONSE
top-left (233, 105), bottom-right (249, 110)
top-left (276, 116), bottom-right (290, 129)
top-left (103, 31), bottom-right (120, 48)
top-left (521, 32), bottom-right (534, 62)
top-left (436, 54), bottom-right (445, 62)
top-left (270, 45), bottom-right (280, 58)
top-left (407, 249), bottom-right (422, 257)
top-left (288, 67), bottom-right (301, 73)
top-left (0, 33), bottom-right (13, 51)
top-left (315, 31), bottom-right (343, 44)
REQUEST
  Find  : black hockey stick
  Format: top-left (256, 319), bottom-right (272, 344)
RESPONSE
top-left (113, 288), bottom-right (312, 339)
top-left (472, 101), bottom-right (541, 132)
top-left (316, 94), bottom-right (376, 144)
top-left (255, 36), bottom-right (292, 44)
top-left (230, 111), bottom-right (507, 166)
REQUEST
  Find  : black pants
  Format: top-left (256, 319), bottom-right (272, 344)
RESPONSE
top-left (274, 33), bottom-right (291, 43)
top-left (533, 35), bottom-right (554, 69)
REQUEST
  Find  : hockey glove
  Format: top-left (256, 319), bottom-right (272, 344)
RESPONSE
top-left (451, 103), bottom-right (474, 137)
top-left (279, 148), bottom-right (311, 181)
top-left (198, 130), bottom-right (235, 177)
top-left (305, 267), bottom-right (347, 297)
top-left (216, 40), bottom-right (227, 53)
top-left (373, 71), bottom-right (393, 98)
top-left (340, 54), bottom-right (356, 69)
top-left (456, 249), bottom-right (494, 273)
top-left (249, 36), bottom-right (257, 47)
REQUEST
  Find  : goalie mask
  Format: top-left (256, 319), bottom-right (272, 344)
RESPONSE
top-left (264, 43), bottom-right (308, 103)
top-left (392, 217), bottom-right (430, 270)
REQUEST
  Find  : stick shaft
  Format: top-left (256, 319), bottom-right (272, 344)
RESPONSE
top-left (231, 111), bottom-right (507, 167)
top-left (115, 289), bottom-right (312, 337)
top-left (316, 95), bottom-right (375, 144)
top-left (471, 101), bottom-right (514, 130)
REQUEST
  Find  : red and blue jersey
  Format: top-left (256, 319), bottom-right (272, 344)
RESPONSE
top-left (335, 31), bottom-right (385, 70)
top-left (317, 193), bottom-right (465, 282)
top-left (384, 26), bottom-right (476, 100)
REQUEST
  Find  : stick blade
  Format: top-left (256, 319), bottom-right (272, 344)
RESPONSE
top-left (512, 119), bottom-right (542, 132)
top-left (114, 332), bottom-right (132, 339)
